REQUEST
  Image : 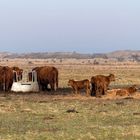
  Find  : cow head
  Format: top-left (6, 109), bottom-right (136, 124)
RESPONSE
top-left (109, 74), bottom-right (115, 81)
top-left (68, 79), bottom-right (74, 86)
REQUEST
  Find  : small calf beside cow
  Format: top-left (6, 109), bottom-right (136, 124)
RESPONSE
top-left (68, 79), bottom-right (90, 96)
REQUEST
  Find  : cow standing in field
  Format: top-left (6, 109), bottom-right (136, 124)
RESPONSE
top-left (33, 66), bottom-right (58, 91)
top-left (90, 77), bottom-right (105, 97)
top-left (91, 74), bottom-right (115, 97)
top-left (68, 79), bottom-right (90, 96)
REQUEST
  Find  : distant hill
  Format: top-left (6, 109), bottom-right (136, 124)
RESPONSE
top-left (107, 50), bottom-right (140, 61)
top-left (0, 50), bottom-right (140, 61)
top-left (0, 52), bottom-right (12, 58)
top-left (107, 50), bottom-right (140, 58)
top-left (1, 52), bottom-right (107, 59)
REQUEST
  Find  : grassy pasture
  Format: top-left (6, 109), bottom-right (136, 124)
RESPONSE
top-left (0, 59), bottom-right (140, 140)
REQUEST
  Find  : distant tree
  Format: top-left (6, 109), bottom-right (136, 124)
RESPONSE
top-left (131, 54), bottom-right (140, 62)
top-left (28, 61), bottom-right (33, 64)
top-left (93, 60), bottom-right (99, 65)
top-left (60, 59), bottom-right (63, 63)
top-left (117, 57), bottom-right (124, 62)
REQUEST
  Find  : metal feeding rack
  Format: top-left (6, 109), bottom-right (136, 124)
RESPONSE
top-left (11, 70), bottom-right (39, 93)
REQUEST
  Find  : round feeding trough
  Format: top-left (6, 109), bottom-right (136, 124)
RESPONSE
top-left (11, 70), bottom-right (39, 93)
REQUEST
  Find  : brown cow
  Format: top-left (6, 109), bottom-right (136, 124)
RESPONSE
top-left (90, 77), bottom-right (105, 97)
top-left (4, 66), bottom-right (14, 91)
top-left (68, 79), bottom-right (90, 96)
top-left (33, 66), bottom-right (58, 91)
top-left (116, 85), bottom-right (137, 96)
top-left (11, 66), bottom-right (23, 81)
top-left (0, 66), bottom-right (13, 91)
top-left (94, 74), bottom-right (115, 91)
top-left (91, 74), bottom-right (115, 97)
top-left (0, 66), bottom-right (23, 91)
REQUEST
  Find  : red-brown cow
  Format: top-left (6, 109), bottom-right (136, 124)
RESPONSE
top-left (91, 74), bottom-right (115, 97)
top-left (0, 66), bottom-right (23, 91)
top-left (33, 66), bottom-right (58, 91)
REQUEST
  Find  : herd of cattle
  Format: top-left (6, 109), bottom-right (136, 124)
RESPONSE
top-left (0, 66), bottom-right (138, 97)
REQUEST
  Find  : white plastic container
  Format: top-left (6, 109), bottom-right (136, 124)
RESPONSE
top-left (11, 70), bottom-right (39, 93)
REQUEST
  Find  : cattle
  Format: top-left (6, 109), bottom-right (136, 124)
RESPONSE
top-left (94, 74), bottom-right (115, 91)
top-left (116, 85), bottom-right (137, 96)
top-left (68, 79), bottom-right (90, 96)
top-left (90, 77), bottom-right (105, 97)
top-left (0, 66), bottom-right (23, 91)
top-left (11, 66), bottom-right (23, 81)
top-left (0, 66), bottom-right (14, 91)
top-left (91, 74), bottom-right (115, 97)
top-left (33, 66), bottom-right (58, 91)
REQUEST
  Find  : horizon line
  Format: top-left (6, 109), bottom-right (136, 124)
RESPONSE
top-left (0, 49), bottom-right (140, 54)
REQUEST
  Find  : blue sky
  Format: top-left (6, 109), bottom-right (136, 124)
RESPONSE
top-left (0, 0), bottom-right (140, 53)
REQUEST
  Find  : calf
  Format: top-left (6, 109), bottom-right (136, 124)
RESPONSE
top-left (68, 79), bottom-right (90, 96)
top-left (116, 85), bottom-right (137, 96)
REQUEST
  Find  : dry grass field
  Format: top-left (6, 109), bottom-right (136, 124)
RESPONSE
top-left (0, 58), bottom-right (140, 140)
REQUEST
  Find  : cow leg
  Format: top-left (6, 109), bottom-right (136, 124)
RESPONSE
top-left (5, 82), bottom-right (9, 92)
top-left (50, 83), bottom-right (55, 91)
top-left (87, 88), bottom-right (91, 96)
top-left (91, 84), bottom-right (96, 96)
top-left (86, 84), bottom-right (91, 96)
top-left (91, 89), bottom-right (95, 96)
top-left (102, 88), bottom-right (106, 95)
top-left (43, 83), bottom-right (49, 91)
top-left (96, 89), bottom-right (101, 98)
top-left (38, 81), bottom-right (43, 91)
top-left (86, 88), bottom-right (88, 96)
top-left (77, 90), bottom-right (80, 94)
top-left (94, 84), bottom-right (101, 98)
top-left (42, 85), bottom-right (45, 91)
top-left (75, 88), bottom-right (78, 94)
top-left (0, 83), bottom-right (2, 91)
